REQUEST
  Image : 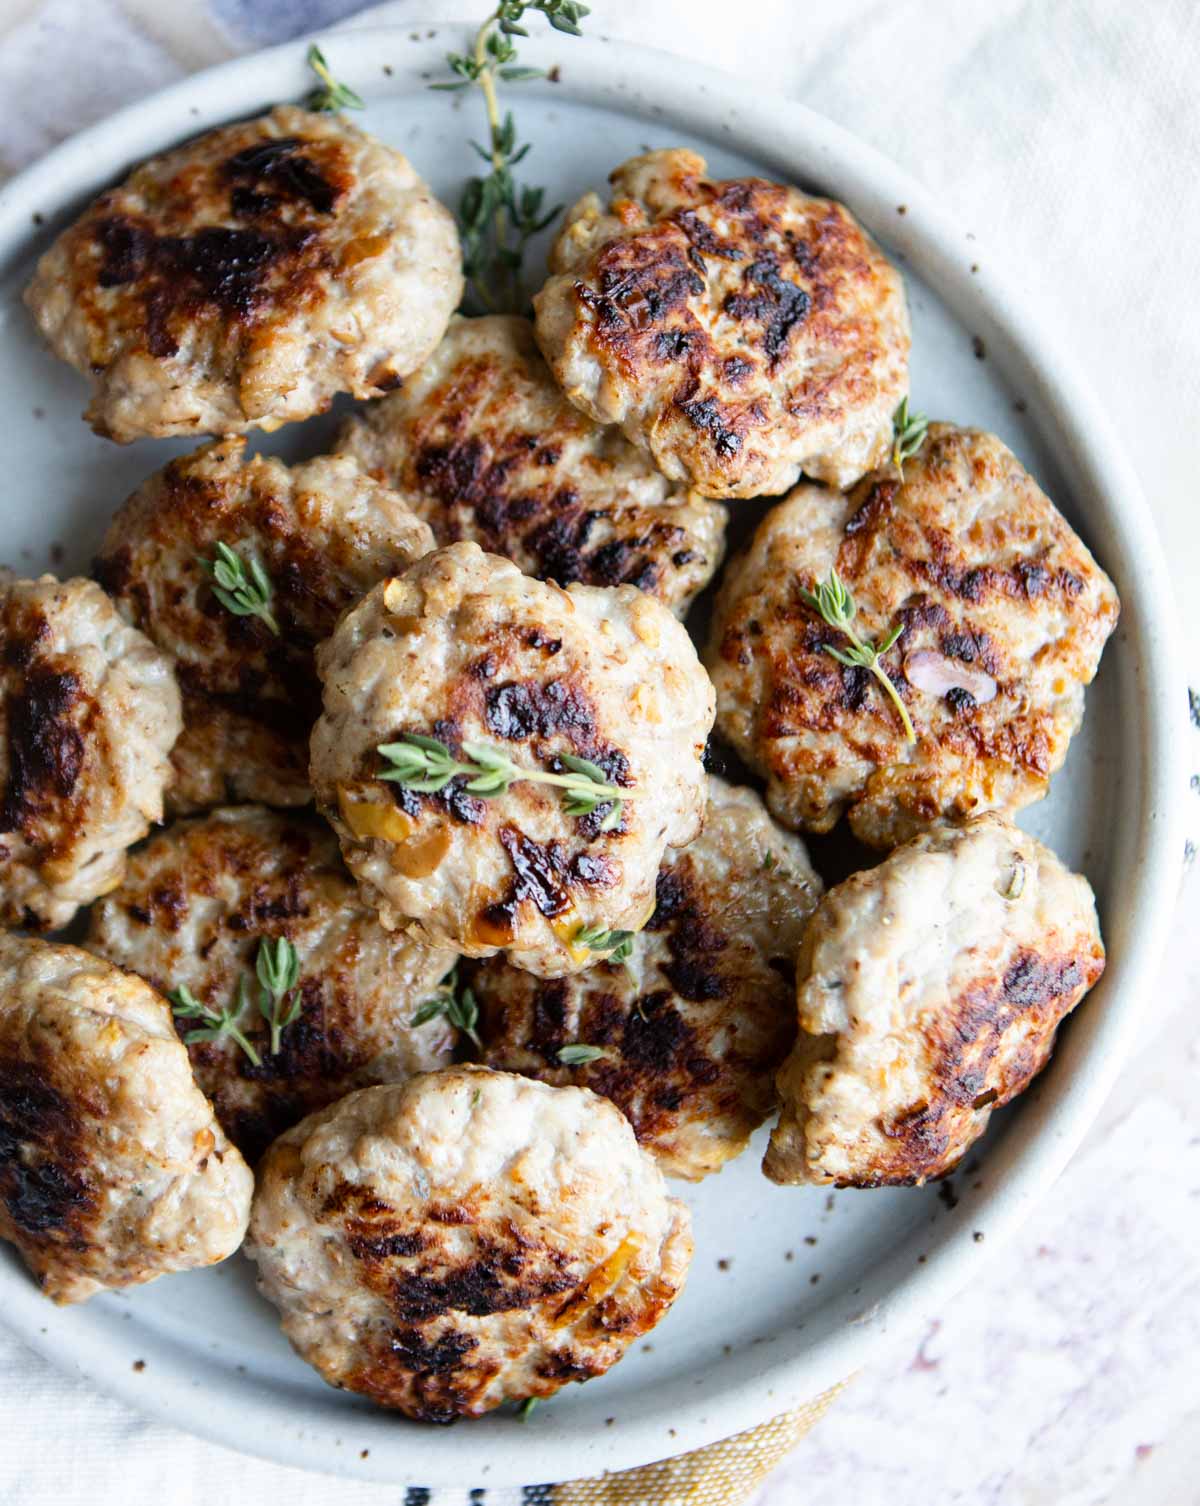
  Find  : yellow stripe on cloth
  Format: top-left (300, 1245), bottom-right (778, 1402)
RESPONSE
top-left (552, 1382), bottom-right (849, 1506)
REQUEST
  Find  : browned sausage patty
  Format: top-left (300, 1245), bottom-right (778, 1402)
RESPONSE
top-left (24, 106), bottom-right (462, 442)
top-left (534, 148), bottom-right (909, 499)
top-left (86, 806), bottom-right (457, 1161)
top-left (335, 314), bottom-right (726, 615)
top-left (470, 778), bottom-right (822, 1179)
top-left (707, 424), bottom-right (1120, 847)
top-left (95, 438), bottom-right (433, 811)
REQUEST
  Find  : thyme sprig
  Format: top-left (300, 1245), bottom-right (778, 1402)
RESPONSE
top-left (377, 734), bottom-right (628, 829)
top-left (170, 980), bottom-right (261, 1067)
top-left (891, 397), bottom-right (929, 478)
top-left (412, 967), bottom-right (483, 1051)
top-left (557, 1043), bottom-right (608, 1066)
top-left (799, 569), bottom-right (916, 744)
top-left (573, 922), bottom-right (636, 964)
top-left (431, 1), bottom-right (591, 311)
top-left (169, 937), bottom-right (303, 1066)
top-left (256, 937), bottom-right (302, 1056)
top-left (306, 44), bottom-right (364, 113)
top-left (199, 542), bottom-right (279, 636)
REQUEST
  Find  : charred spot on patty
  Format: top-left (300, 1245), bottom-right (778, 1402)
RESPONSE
top-left (0, 667), bottom-right (89, 836)
top-left (485, 678), bottom-right (597, 748)
top-left (674, 393), bottom-right (742, 457)
top-left (94, 216), bottom-right (311, 345)
top-left (723, 254), bottom-right (811, 364)
top-left (223, 137), bottom-right (340, 215)
top-left (0, 1058), bottom-right (96, 1242)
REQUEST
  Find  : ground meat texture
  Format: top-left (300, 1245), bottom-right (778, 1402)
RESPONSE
top-left (246, 1067), bottom-right (692, 1419)
top-left (95, 438), bottom-right (433, 812)
top-left (309, 543), bottom-right (714, 977)
top-left (533, 148), bottom-right (910, 500)
top-left (0, 933), bottom-right (251, 1303)
top-left (763, 814), bottom-right (1106, 1188)
top-left (334, 314), bottom-right (726, 616)
top-left (24, 106), bottom-right (462, 443)
top-left (706, 423), bottom-right (1120, 847)
top-left (0, 574), bottom-right (181, 930)
top-left (85, 806), bottom-right (457, 1162)
top-left (470, 777), bottom-right (823, 1179)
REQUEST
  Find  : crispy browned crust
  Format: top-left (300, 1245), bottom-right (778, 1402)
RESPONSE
top-left (858, 946), bottom-right (1103, 1186)
top-left (95, 438), bottom-right (431, 811)
top-left (86, 808), bottom-right (453, 1160)
top-left (708, 424), bottom-right (1121, 845)
top-left (62, 130), bottom-right (361, 387)
top-left (534, 150), bottom-right (909, 498)
top-left (0, 591), bottom-right (98, 899)
top-left (468, 783), bottom-right (822, 1180)
top-left (335, 316), bottom-right (725, 613)
top-left (0, 1047), bottom-right (100, 1284)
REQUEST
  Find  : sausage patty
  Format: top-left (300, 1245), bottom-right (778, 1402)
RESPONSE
top-left (335, 314), bottom-right (726, 614)
top-left (25, 105), bottom-right (462, 442)
top-left (0, 932), bottom-right (252, 1303)
top-left (310, 543), bottom-right (714, 976)
top-left (533, 148), bottom-right (909, 499)
top-left (247, 1067), bottom-right (692, 1420)
top-left (95, 438), bottom-right (433, 811)
top-left (86, 806), bottom-right (458, 1161)
top-left (0, 574), bottom-right (181, 929)
top-left (764, 814), bottom-right (1106, 1187)
top-left (707, 424), bottom-right (1120, 846)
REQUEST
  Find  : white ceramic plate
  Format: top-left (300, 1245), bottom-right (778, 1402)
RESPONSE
top-left (0, 23), bottom-right (1186, 1489)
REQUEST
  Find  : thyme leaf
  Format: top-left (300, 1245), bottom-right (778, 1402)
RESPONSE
top-left (557, 1043), bottom-right (607, 1066)
top-left (377, 734), bottom-right (628, 825)
top-left (799, 568), bottom-right (916, 744)
top-left (198, 542), bottom-right (279, 636)
top-left (256, 937), bottom-right (302, 1057)
top-left (306, 44), bottom-right (365, 112)
top-left (573, 922), bottom-right (636, 964)
top-left (169, 980), bottom-right (261, 1068)
top-left (431, 1), bottom-right (591, 311)
top-left (891, 397), bottom-right (929, 478)
top-left (412, 967), bottom-right (483, 1052)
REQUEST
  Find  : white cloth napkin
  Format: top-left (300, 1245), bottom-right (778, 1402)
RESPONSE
top-left (0, 3), bottom-right (1197, 1503)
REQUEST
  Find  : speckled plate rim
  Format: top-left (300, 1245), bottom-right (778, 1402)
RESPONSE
top-left (0, 22), bottom-right (1188, 1488)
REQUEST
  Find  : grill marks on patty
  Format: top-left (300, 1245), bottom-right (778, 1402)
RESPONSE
top-left (0, 1057), bottom-right (97, 1248)
top-left (89, 134), bottom-right (350, 359)
top-left (0, 600), bottom-right (97, 846)
top-left (575, 176), bottom-right (836, 464)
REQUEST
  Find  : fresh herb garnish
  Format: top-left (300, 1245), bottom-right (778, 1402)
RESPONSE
top-left (412, 967), bottom-right (484, 1051)
top-left (517, 1396), bottom-right (540, 1420)
top-left (169, 937), bottom-right (303, 1064)
top-left (431, 1), bottom-right (591, 312)
top-left (378, 734), bottom-right (627, 828)
top-left (305, 44), bottom-right (365, 113)
top-left (170, 980), bottom-right (261, 1067)
top-left (557, 1043), bottom-right (607, 1066)
top-left (573, 922), bottom-right (635, 964)
top-left (891, 397), bottom-right (929, 478)
top-left (199, 542), bottom-right (279, 636)
top-left (799, 569), bottom-right (916, 744)
top-left (256, 937), bottom-right (302, 1056)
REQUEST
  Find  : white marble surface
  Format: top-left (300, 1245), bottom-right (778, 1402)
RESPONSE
top-left (0, 2), bottom-right (1197, 1503)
